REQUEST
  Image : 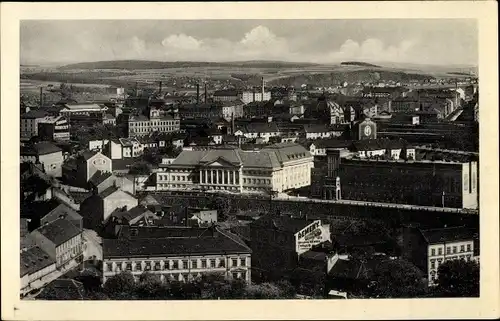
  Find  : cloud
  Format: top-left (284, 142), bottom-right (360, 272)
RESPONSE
top-left (161, 34), bottom-right (203, 51)
top-left (327, 38), bottom-right (417, 63)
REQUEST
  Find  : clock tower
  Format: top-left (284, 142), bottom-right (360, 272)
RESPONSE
top-left (352, 117), bottom-right (377, 140)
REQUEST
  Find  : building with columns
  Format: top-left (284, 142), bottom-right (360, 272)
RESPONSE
top-left (156, 143), bottom-right (314, 193)
top-left (102, 226), bottom-right (252, 284)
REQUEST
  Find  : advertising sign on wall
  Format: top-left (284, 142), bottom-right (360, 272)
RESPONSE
top-left (295, 219), bottom-right (329, 255)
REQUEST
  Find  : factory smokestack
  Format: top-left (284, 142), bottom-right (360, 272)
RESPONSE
top-left (252, 87), bottom-right (255, 102)
top-left (204, 82), bottom-right (207, 104)
top-left (158, 81), bottom-right (162, 95)
top-left (39, 87), bottom-right (43, 108)
top-left (261, 77), bottom-right (265, 98)
top-left (135, 82), bottom-right (138, 97)
top-left (196, 83), bottom-right (200, 105)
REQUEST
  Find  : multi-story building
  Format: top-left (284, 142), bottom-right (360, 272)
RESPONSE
top-left (20, 142), bottom-right (64, 177)
top-left (37, 116), bottom-right (70, 141)
top-left (250, 215), bottom-right (331, 281)
top-left (234, 122), bottom-right (281, 143)
top-left (156, 143), bottom-right (314, 193)
top-left (240, 91), bottom-right (272, 104)
top-left (220, 100), bottom-right (244, 121)
top-left (59, 103), bottom-right (107, 126)
top-left (128, 108), bottom-right (180, 137)
top-left (20, 110), bottom-right (48, 139)
top-left (29, 218), bottom-right (83, 268)
top-left (102, 226), bottom-right (252, 284)
top-left (213, 89), bottom-right (240, 102)
top-left (62, 151), bottom-right (113, 188)
top-left (20, 246), bottom-right (57, 296)
top-left (334, 156), bottom-right (478, 209)
top-left (404, 226), bottom-right (479, 286)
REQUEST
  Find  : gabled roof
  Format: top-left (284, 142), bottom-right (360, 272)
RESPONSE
top-left (22, 142), bottom-right (62, 156)
top-left (37, 279), bottom-right (86, 300)
top-left (110, 205), bottom-right (154, 223)
top-left (81, 150), bottom-right (98, 161)
top-left (41, 203), bottom-right (82, 223)
top-left (89, 170), bottom-right (113, 187)
top-left (33, 218), bottom-right (81, 246)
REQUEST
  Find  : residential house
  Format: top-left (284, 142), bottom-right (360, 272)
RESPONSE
top-left (40, 202), bottom-right (83, 230)
top-left (37, 116), bottom-right (70, 141)
top-left (29, 218), bottom-right (83, 269)
top-left (20, 110), bottom-right (49, 139)
top-left (80, 186), bottom-right (138, 229)
top-left (303, 124), bottom-right (343, 140)
top-left (20, 246), bottom-right (57, 296)
top-left (128, 108), bottom-right (180, 137)
top-left (62, 151), bottom-right (112, 189)
top-left (20, 142), bottom-right (63, 177)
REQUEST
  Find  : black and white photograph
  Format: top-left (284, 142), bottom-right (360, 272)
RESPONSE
top-left (2, 2), bottom-right (499, 320)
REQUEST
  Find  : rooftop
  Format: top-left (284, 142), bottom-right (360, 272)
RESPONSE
top-left (33, 218), bottom-right (82, 246)
top-left (22, 141), bottom-right (62, 156)
top-left (88, 170), bottom-right (113, 187)
top-left (20, 246), bottom-right (56, 277)
top-left (420, 226), bottom-right (478, 244)
top-left (104, 228), bottom-right (251, 258)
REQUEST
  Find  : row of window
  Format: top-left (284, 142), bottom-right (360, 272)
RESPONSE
top-left (430, 254), bottom-right (473, 271)
top-left (243, 178), bottom-right (271, 185)
top-left (106, 257), bottom-right (247, 272)
top-left (430, 244), bottom-right (472, 256)
top-left (130, 121), bottom-right (178, 127)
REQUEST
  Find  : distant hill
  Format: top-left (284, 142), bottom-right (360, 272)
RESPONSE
top-left (341, 61), bottom-right (381, 68)
top-left (60, 60), bottom-right (320, 70)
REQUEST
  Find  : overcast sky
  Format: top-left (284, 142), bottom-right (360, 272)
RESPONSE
top-left (20, 19), bottom-right (478, 66)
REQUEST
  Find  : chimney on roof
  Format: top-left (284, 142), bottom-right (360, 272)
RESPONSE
top-left (204, 82), bottom-right (207, 104)
top-left (196, 83), bottom-right (200, 105)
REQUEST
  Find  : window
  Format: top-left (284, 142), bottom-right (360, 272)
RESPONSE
top-left (173, 261), bottom-right (179, 269)
top-left (430, 260), bottom-right (435, 269)
top-left (210, 259), bottom-right (216, 268)
top-left (431, 249), bottom-right (436, 256)
top-left (192, 260), bottom-right (197, 269)
top-left (135, 262), bottom-right (142, 271)
top-left (107, 263), bottom-right (113, 272)
top-left (165, 261), bottom-right (170, 270)
top-left (241, 271), bottom-right (247, 280)
top-left (460, 245), bottom-right (465, 252)
top-left (232, 272), bottom-right (239, 279)
top-left (126, 262), bottom-right (132, 271)
top-left (145, 261), bottom-right (151, 271)
top-left (182, 260), bottom-right (188, 269)
top-left (240, 258), bottom-right (246, 267)
top-left (453, 246), bottom-right (457, 254)
top-left (219, 259), bottom-right (225, 268)
top-left (467, 244), bottom-right (471, 252)
top-left (232, 258), bottom-right (238, 267)
top-left (154, 261), bottom-right (161, 271)
top-left (438, 248), bottom-right (443, 255)
top-left (446, 247), bottom-right (451, 255)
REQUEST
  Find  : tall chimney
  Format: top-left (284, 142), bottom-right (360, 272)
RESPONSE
top-left (196, 83), bottom-right (200, 105)
top-left (252, 87), bottom-right (256, 102)
top-left (39, 87), bottom-right (43, 108)
top-left (135, 82), bottom-right (138, 97)
top-left (158, 81), bottom-right (162, 94)
top-left (231, 113), bottom-right (235, 134)
top-left (204, 82), bottom-right (207, 104)
top-left (261, 77), bottom-right (265, 99)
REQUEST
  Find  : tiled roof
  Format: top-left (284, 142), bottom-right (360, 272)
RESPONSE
top-left (314, 139), bottom-right (351, 149)
top-left (99, 186), bottom-right (120, 199)
top-left (420, 226), bottom-right (478, 244)
top-left (37, 279), bottom-right (86, 300)
top-left (350, 139), bottom-right (407, 152)
top-left (245, 122), bottom-right (280, 133)
top-left (41, 203), bottom-right (82, 223)
top-left (104, 230), bottom-right (251, 258)
top-left (33, 218), bottom-right (81, 246)
top-left (262, 142), bottom-right (311, 164)
top-left (213, 89), bottom-right (240, 96)
top-left (303, 124), bottom-right (331, 133)
top-left (20, 246), bottom-right (55, 277)
top-left (89, 170), bottom-right (113, 187)
top-left (118, 225), bottom-right (212, 239)
top-left (81, 150), bottom-right (98, 161)
top-left (110, 205), bottom-right (152, 222)
top-left (22, 142), bottom-right (62, 156)
top-left (21, 110), bottom-right (48, 119)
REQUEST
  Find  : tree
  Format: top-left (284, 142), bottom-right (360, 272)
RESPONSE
top-left (244, 283), bottom-right (283, 299)
top-left (103, 272), bottom-right (136, 298)
top-left (135, 272), bottom-right (163, 299)
top-left (129, 161), bottom-right (152, 175)
top-left (211, 196), bottom-right (232, 221)
top-left (368, 259), bottom-right (428, 298)
top-left (434, 260), bottom-right (479, 297)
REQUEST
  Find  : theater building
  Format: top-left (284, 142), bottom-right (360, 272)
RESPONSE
top-left (102, 226), bottom-right (252, 284)
top-left (156, 143), bottom-right (313, 193)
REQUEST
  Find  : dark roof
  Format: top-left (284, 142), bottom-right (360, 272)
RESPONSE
top-left (420, 226), bottom-right (478, 244)
top-left (41, 203), bottom-right (82, 223)
top-left (300, 250), bottom-right (328, 261)
top-left (33, 218), bottom-right (81, 246)
top-left (118, 225), bottom-right (215, 239)
top-left (99, 186), bottom-right (119, 198)
top-left (314, 139), bottom-right (351, 149)
top-left (37, 279), bottom-right (85, 300)
top-left (350, 138), bottom-right (407, 152)
top-left (213, 89), bottom-right (240, 97)
top-left (254, 215), bottom-right (319, 234)
top-left (21, 110), bottom-right (48, 119)
top-left (89, 170), bottom-right (113, 187)
top-left (104, 230), bottom-right (251, 258)
top-left (20, 246), bottom-right (56, 277)
top-left (22, 142), bottom-right (62, 156)
top-left (81, 150), bottom-right (98, 161)
top-left (66, 191), bottom-right (92, 204)
top-left (110, 205), bottom-right (152, 222)
top-left (329, 259), bottom-right (366, 280)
